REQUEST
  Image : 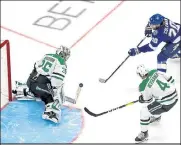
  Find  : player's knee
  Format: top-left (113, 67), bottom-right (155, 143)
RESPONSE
top-left (41, 94), bottom-right (54, 105)
top-left (140, 106), bottom-right (151, 119)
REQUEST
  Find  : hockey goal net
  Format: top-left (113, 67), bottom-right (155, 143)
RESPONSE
top-left (1, 40), bottom-right (12, 109)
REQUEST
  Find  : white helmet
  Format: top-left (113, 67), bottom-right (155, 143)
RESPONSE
top-left (136, 64), bottom-right (149, 79)
top-left (56, 45), bottom-right (70, 61)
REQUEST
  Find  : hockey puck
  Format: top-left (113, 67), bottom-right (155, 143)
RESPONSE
top-left (79, 83), bottom-right (83, 87)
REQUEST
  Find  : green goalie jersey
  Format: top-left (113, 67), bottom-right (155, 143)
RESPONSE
top-left (139, 69), bottom-right (178, 105)
top-left (35, 54), bottom-right (67, 88)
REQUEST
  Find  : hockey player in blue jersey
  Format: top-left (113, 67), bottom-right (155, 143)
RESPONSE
top-left (128, 14), bottom-right (180, 73)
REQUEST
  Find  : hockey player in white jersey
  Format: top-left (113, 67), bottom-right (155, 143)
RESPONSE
top-left (12, 46), bottom-right (76, 123)
top-left (135, 64), bottom-right (178, 143)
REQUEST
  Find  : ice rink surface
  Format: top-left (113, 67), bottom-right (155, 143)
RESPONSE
top-left (1, 1), bottom-right (180, 143)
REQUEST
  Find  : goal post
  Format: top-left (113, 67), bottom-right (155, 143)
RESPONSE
top-left (1, 40), bottom-right (12, 108)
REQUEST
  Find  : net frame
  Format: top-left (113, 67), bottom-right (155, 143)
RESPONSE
top-left (0, 40), bottom-right (12, 101)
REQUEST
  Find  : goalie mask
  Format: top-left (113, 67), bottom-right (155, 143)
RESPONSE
top-left (136, 64), bottom-right (149, 79)
top-left (56, 45), bottom-right (70, 61)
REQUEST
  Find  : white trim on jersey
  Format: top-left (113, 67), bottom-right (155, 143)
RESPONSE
top-left (157, 63), bottom-right (167, 69)
top-left (149, 104), bottom-right (162, 113)
top-left (149, 43), bottom-right (157, 50)
top-left (173, 36), bottom-right (180, 43)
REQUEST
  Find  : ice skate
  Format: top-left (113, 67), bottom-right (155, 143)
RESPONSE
top-left (135, 131), bottom-right (148, 143)
top-left (150, 116), bottom-right (161, 124)
top-left (12, 81), bottom-right (39, 101)
top-left (42, 102), bottom-right (61, 123)
top-left (42, 111), bottom-right (59, 123)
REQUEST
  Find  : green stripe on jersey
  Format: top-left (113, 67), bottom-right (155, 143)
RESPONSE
top-left (157, 95), bottom-right (176, 103)
top-left (139, 69), bottom-right (157, 92)
top-left (52, 76), bottom-right (63, 81)
top-left (52, 73), bottom-right (64, 81)
top-left (47, 54), bottom-right (65, 65)
top-left (52, 72), bottom-right (65, 78)
top-left (171, 79), bottom-right (175, 83)
top-left (140, 122), bottom-right (150, 125)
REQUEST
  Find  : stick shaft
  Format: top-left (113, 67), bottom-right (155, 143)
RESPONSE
top-left (75, 86), bottom-right (82, 103)
top-left (136, 35), bottom-right (147, 48)
top-left (101, 35), bottom-right (147, 83)
top-left (104, 55), bottom-right (130, 82)
top-left (84, 100), bottom-right (139, 117)
top-left (98, 100), bottom-right (139, 116)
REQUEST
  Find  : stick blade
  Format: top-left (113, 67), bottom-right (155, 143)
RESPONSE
top-left (99, 78), bottom-right (106, 83)
top-left (84, 107), bottom-right (97, 117)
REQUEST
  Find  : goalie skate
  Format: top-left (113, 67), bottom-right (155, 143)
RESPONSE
top-left (12, 81), bottom-right (41, 101)
top-left (42, 111), bottom-right (59, 123)
top-left (42, 102), bottom-right (61, 123)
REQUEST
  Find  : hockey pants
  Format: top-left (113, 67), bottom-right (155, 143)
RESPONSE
top-left (27, 69), bottom-right (54, 105)
top-left (157, 41), bottom-right (180, 72)
top-left (140, 99), bottom-right (178, 132)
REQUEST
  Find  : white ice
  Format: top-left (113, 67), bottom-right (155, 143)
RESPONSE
top-left (1, 1), bottom-right (180, 143)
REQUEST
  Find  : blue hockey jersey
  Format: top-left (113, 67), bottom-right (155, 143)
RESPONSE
top-left (139, 18), bottom-right (181, 52)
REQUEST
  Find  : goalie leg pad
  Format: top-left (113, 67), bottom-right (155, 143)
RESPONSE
top-left (53, 84), bottom-right (66, 105)
top-left (42, 101), bottom-right (62, 123)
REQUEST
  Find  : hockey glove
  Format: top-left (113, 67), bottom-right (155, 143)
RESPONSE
top-left (139, 95), bottom-right (145, 103)
top-left (128, 48), bottom-right (140, 56)
top-left (145, 23), bottom-right (152, 37)
top-left (139, 95), bottom-right (153, 103)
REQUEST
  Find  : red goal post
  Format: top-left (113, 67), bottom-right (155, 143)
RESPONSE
top-left (0, 40), bottom-right (12, 102)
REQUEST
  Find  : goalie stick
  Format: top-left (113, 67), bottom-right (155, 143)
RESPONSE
top-left (84, 100), bottom-right (139, 117)
top-left (99, 35), bottom-right (148, 83)
top-left (13, 82), bottom-right (83, 104)
top-left (65, 83), bottom-right (83, 104)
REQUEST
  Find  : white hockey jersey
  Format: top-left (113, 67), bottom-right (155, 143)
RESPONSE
top-left (35, 54), bottom-right (67, 88)
top-left (139, 69), bottom-right (178, 105)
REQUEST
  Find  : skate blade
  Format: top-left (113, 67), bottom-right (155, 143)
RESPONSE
top-left (150, 118), bottom-right (161, 124)
top-left (42, 115), bottom-right (59, 124)
top-left (135, 138), bottom-right (148, 144)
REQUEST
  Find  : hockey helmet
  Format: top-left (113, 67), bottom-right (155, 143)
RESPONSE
top-left (56, 45), bottom-right (70, 61)
top-left (149, 13), bottom-right (164, 25)
top-left (136, 64), bottom-right (149, 79)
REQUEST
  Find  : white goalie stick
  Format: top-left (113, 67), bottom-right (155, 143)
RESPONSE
top-left (13, 83), bottom-right (83, 104)
top-left (65, 83), bottom-right (83, 104)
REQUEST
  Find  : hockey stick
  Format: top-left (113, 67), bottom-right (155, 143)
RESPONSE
top-left (65, 83), bottom-right (83, 104)
top-left (75, 83), bottom-right (83, 103)
top-left (99, 55), bottom-right (130, 83)
top-left (99, 35), bottom-right (148, 83)
top-left (84, 100), bottom-right (139, 117)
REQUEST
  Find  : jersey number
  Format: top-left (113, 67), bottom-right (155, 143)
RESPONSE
top-left (62, 67), bottom-right (67, 74)
top-left (169, 21), bottom-right (180, 37)
top-left (152, 38), bottom-right (158, 44)
top-left (156, 79), bottom-right (170, 91)
top-left (40, 59), bottom-right (53, 72)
